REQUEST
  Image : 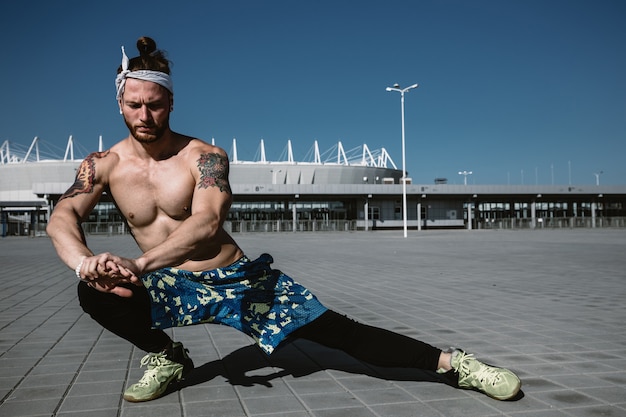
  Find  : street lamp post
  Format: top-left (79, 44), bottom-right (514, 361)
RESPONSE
top-left (386, 83), bottom-right (419, 238)
top-left (458, 170), bottom-right (473, 185)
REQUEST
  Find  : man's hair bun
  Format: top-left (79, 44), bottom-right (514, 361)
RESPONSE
top-left (117, 36), bottom-right (171, 75)
top-left (137, 36), bottom-right (157, 57)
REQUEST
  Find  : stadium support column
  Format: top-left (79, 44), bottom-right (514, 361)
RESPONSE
top-left (1, 210), bottom-right (6, 237)
top-left (591, 202), bottom-right (597, 228)
top-left (292, 195), bottom-right (299, 232)
top-left (417, 202), bottom-right (421, 231)
top-left (30, 211), bottom-right (37, 237)
top-left (364, 196), bottom-right (369, 231)
top-left (467, 195), bottom-right (477, 230)
top-left (418, 196), bottom-right (425, 231)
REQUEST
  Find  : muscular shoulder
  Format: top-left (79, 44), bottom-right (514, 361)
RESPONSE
top-left (181, 138), bottom-right (227, 158)
top-left (183, 139), bottom-right (231, 194)
top-left (81, 148), bottom-right (124, 183)
top-left (58, 150), bottom-right (119, 201)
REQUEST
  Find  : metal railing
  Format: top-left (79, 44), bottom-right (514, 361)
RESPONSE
top-left (3, 217), bottom-right (626, 237)
top-left (478, 217), bottom-right (626, 230)
top-left (226, 220), bottom-right (357, 233)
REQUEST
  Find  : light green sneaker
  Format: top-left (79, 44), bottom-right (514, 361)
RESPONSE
top-left (450, 349), bottom-right (521, 400)
top-left (123, 342), bottom-right (193, 402)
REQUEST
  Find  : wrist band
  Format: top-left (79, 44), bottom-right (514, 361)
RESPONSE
top-left (75, 257), bottom-right (86, 280)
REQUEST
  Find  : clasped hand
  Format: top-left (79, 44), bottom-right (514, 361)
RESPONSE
top-left (78, 253), bottom-right (143, 298)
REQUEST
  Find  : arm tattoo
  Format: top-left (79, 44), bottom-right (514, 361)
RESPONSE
top-left (197, 152), bottom-right (232, 194)
top-left (58, 151), bottom-right (109, 201)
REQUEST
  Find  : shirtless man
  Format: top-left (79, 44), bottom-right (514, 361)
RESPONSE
top-left (47, 36), bottom-right (521, 403)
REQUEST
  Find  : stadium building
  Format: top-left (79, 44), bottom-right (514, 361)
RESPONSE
top-left (2, 136), bottom-right (625, 237)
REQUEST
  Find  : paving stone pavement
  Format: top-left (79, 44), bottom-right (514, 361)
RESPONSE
top-left (1, 229), bottom-right (625, 417)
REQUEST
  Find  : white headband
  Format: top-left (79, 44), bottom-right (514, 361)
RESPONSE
top-left (115, 46), bottom-right (174, 100)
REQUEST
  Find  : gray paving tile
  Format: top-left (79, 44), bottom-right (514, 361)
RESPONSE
top-left (332, 375), bottom-right (397, 392)
top-left (299, 391), bottom-right (364, 410)
top-left (312, 407), bottom-right (378, 417)
top-left (531, 389), bottom-right (604, 409)
top-left (241, 394), bottom-right (307, 414)
top-left (370, 402), bottom-right (444, 417)
top-left (351, 387), bottom-right (421, 405)
top-left (19, 372), bottom-right (76, 388)
top-left (74, 369), bottom-right (127, 384)
top-left (235, 379), bottom-right (294, 399)
top-left (8, 385), bottom-right (67, 401)
top-left (180, 399), bottom-right (245, 417)
top-left (285, 378), bottom-right (345, 395)
top-left (564, 405), bottom-right (626, 417)
top-left (58, 393), bottom-right (123, 412)
top-left (56, 409), bottom-right (120, 417)
top-left (0, 397), bottom-right (61, 416)
top-left (179, 384), bottom-right (239, 402)
top-left (121, 403), bottom-right (183, 417)
top-left (426, 397), bottom-right (502, 417)
top-left (68, 380), bottom-right (126, 396)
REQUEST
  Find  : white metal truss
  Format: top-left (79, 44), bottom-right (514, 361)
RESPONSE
top-left (2, 136), bottom-right (396, 169)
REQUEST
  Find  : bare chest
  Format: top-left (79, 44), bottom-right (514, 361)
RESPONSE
top-left (109, 162), bottom-right (195, 228)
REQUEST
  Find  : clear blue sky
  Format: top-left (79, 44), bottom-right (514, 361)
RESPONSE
top-left (2, 0), bottom-right (624, 185)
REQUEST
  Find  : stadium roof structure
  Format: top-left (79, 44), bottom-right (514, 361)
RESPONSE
top-left (1, 136), bottom-right (398, 169)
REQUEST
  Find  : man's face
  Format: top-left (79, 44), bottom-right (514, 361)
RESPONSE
top-left (119, 78), bottom-right (172, 144)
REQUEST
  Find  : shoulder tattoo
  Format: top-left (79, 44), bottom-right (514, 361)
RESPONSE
top-left (197, 152), bottom-right (232, 194)
top-left (59, 151), bottom-right (109, 201)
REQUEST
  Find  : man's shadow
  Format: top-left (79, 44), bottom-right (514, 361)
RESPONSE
top-left (167, 339), bottom-right (524, 401)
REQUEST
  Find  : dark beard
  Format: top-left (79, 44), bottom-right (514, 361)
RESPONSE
top-left (124, 117), bottom-right (169, 144)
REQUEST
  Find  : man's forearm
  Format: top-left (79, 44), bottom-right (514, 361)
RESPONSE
top-left (47, 214), bottom-right (93, 270)
top-left (135, 213), bottom-right (222, 274)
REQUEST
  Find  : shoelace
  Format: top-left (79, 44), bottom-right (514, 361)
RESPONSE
top-left (139, 352), bottom-right (168, 368)
top-left (134, 367), bottom-right (161, 387)
top-left (454, 352), bottom-right (502, 386)
top-left (131, 353), bottom-right (169, 387)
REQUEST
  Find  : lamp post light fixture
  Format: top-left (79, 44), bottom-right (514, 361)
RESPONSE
top-left (458, 170), bottom-right (473, 185)
top-left (386, 83), bottom-right (419, 238)
top-left (593, 171), bottom-right (603, 186)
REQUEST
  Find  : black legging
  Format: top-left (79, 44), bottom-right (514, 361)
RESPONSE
top-left (78, 283), bottom-right (441, 371)
top-left (78, 282), bottom-right (171, 353)
top-left (290, 310), bottom-right (441, 371)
